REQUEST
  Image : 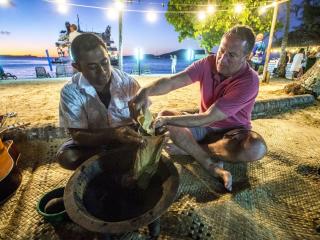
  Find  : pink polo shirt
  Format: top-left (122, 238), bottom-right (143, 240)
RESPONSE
top-left (185, 55), bottom-right (259, 129)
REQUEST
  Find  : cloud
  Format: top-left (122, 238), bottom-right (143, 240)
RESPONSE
top-left (0, 31), bottom-right (11, 35)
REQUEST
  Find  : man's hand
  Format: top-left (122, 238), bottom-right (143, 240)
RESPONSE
top-left (129, 88), bottom-right (149, 120)
top-left (154, 116), bottom-right (168, 129)
top-left (114, 126), bottom-right (144, 145)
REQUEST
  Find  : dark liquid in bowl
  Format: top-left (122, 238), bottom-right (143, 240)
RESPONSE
top-left (83, 173), bottom-right (163, 222)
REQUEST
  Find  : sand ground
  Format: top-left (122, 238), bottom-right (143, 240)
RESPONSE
top-left (0, 76), bottom-right (312, 127)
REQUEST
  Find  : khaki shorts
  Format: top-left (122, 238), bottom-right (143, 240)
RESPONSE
top-left (189, 126), bottom-right (247, 142)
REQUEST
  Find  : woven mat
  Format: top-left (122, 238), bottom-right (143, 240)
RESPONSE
top-left (1, 118), bottom-right (320, 240)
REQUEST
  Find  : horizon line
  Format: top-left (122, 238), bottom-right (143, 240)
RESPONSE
top-left (0, 49), bottom-right (207, 58)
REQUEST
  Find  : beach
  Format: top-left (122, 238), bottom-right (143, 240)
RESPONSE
top-left (0, 75), bottom-right (293, 128)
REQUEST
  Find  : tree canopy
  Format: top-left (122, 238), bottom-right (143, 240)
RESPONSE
top-left (288, 0), bottom-right (320, 45)
top-left (165, 0), bottom-right (277, 52)
top-left (274, 0), bottom-right (320, 47)
top-left (295, 0), bottom-right (320, 33)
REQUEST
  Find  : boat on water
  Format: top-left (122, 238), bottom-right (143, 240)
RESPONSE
top-left (51, 56), bottom-right (69, 65)
top-left (54, 18), bottom-right (119, 68)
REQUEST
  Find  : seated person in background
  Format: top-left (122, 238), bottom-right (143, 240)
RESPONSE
top-left (68, 24), bottom-right (81, 44)
top-left (290, 48), bottom-right (305, 79)
top-left (286, 51), bottom-right (291, 64)
top-left (57, 33), bottom-right (143, 170)
top-left (272, 58), bottom-right (280, 75)
top-left (305, 50), bottom-right (317, 71)
top-left (131, 26), bottom-right (268, 192)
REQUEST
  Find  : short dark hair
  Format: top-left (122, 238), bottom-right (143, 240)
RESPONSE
top-left (299, 48), bottom-right (305, 54)
top-left (71, 33), bottom-right (107, 62)
top-left (223, 25), bottom-right (256, 55)
top-left (70, 24), bottom-right (77, 31)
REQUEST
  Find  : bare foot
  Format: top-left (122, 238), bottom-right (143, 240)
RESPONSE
top-left (207, 164), bottom-right (232, 192)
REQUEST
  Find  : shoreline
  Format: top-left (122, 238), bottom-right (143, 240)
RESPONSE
top-left (0, 74), bottom-right (173, 85)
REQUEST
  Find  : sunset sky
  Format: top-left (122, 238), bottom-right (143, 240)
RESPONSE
top-left (0, 0), bottom-right (301, 57)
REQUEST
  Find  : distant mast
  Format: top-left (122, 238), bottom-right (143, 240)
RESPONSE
top-left (55, 17), bottom-right (119, 67)
top-left (77, 14), bottom-right (81, 32)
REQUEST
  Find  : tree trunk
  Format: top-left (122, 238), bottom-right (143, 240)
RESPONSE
top-left (278, 0), bottom-right (291, 78)
top-left (284, 59), bottom-right (320, 97)
top-left (262, 0), bottom-right (279, 83)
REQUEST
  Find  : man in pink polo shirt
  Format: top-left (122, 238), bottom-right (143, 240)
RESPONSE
top-left (131, 26), bottom-right (267, 192)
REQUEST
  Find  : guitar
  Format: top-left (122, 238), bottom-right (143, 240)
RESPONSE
top-left (0, 113), bottom-right (27, 204)
top-left (0, 138), bottom-right (22, 204)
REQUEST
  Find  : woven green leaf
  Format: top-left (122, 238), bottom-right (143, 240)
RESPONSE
top-left (133, 135), bottom-right (165, 189)
top-left (137, 108), bottom-right (154, 135)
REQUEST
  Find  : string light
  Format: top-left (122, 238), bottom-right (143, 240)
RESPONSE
top-left (106, 7), bottom-right (119, 20)
top-left (0, 0), bottom-right (10, 7)
top-left (258, 1), bottom-right (281, 15)
top-left (146, 10), bottom-right (158, 23)
top-left (234, 3), bottom-right (244, 14)
top-left (56, 0), bottom-right (68, 14)
top-left (106, 1), bottom-right (125, 20)
top-left (121, 0), bottom-right (280, 8)
top-left (207, 5), bottom-right (216, 14)
top-left (57, 4), bottom-right (68, 13)
top-left (259, 6), bottom-right (267, 15)
top-left (197, 11), bottom-right (206, 21)
top-left (43, 0), bottom-right (288, 17)
top-left (115, 1), bottom-right (124, 11)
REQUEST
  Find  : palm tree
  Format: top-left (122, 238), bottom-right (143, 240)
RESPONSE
top-left (284, 59), bottom-right (320, 96)
top-left (277, 0), bottom-right (291, 78)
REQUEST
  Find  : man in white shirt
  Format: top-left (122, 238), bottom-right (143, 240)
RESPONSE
top-left (57, 33), bottom-right (143, 170)
top-left (68, 24), bottom-right (81, 44)
top-left (290, 48), bottom-right (305, 79)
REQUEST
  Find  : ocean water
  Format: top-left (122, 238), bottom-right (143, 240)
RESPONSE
top-left (0, 57), bottom-right (193, 79)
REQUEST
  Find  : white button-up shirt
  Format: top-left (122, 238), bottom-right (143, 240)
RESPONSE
top-left (59, 68), bottom-right (140, 129)
top-left (68, 31), bottom-right (81, 43)
top-left (290, 53), bottom-right (304, 72)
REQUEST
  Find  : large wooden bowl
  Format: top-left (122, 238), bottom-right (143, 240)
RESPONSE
top-left (64, 147), bottom-right (179, 234)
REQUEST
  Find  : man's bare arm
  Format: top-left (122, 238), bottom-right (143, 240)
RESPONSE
top-left (143, 71), bottom-right (193, 96)
top-left (155, 104), bottom-right (228, 128)
top-left (68, 127), bottom-right (143, 146)
top-left (131, 72), bottom-right (193, 114)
